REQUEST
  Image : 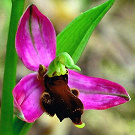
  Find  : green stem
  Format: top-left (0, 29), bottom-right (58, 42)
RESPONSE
top-left (0, 0), bottom-right (25, 135)
top-left (13, 117), bottom-right (33, 135)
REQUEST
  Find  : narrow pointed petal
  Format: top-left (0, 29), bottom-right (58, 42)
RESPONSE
top-left (16, 4), bottom-right (56, 71)
top-left (13, 73), bottom-right (44, 123)
top-left (68, 70), bottom-right (130, 110)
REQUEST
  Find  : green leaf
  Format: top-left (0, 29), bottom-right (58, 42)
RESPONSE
top-left (56, 0), bottom-right (115, 63)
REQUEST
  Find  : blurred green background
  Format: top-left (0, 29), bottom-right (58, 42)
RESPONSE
top-left (0, 0), bottom-right (135, 135)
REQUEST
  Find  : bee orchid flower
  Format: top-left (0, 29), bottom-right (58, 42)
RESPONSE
top-left (13, 4), bottom-right (130, 128)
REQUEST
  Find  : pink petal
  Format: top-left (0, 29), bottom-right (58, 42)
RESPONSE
top-left (13, 73), bottom-right (45, 123)
top-left (68, 70), bottom-right (130, 110)
top-left (16, 4), bottom-right (56, 71)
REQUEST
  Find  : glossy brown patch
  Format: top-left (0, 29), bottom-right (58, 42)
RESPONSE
top-left (40, 92), bottom-right (55, 116)
top-left (70, 88), bottom-right (79, 97)
top-left (40, 74), bottom-right (84, 125)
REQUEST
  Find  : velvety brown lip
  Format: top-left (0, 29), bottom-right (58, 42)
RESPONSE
top-left (40, 74), bottom-right (84, 125)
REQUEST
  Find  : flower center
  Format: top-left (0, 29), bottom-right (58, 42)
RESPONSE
top-left (38, 52), bottom-right (85, 128)
top-left (46, 52), bottom-right (81, 77)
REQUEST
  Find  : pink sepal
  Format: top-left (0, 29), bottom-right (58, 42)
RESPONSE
top-left (68, 70), bottom-right (130, 110)
top-left (16, 4), bottom-right (56, 71)
top-left (13, 73), bottom-right (44, 123)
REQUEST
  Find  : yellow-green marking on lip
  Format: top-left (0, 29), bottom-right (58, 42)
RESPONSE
top-left (74, 122), bottom-right (85, 128)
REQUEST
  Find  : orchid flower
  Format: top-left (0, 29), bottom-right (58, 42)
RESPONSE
top-left (13, 4), bottom-right (130, 128)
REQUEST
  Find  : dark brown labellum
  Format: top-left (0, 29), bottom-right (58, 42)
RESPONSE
top-left (40, 74), bottom-right (84, 125)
